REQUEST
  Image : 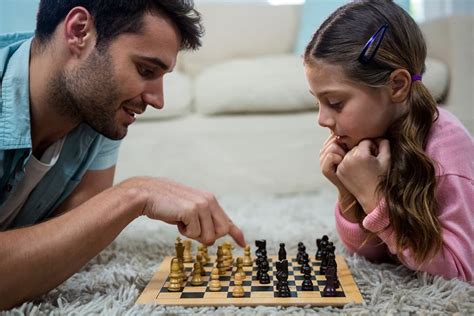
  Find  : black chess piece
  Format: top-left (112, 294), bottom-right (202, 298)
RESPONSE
top-left (278, 243), bottom-right (286, 261)
top-left (326, 251), bottom-right (340, 289)
top-left (315, 235), bottom-right (328, 260)
top-left (297, 244), bottom-right (306, 265)
top-left (300, 253), bottom-right (310, 274)
top-left (319, 239), bottom-right (329, 274)
top-left (275, 260), bottom-right (290, 297)
top-left (301, 265), bottom-right (314, 291)
top-left (322, 265), bottom-right (337, 297)
top-left (259, 258), bottom-right (271, 284)
top-left (255, 239), bottom-right (266, 258)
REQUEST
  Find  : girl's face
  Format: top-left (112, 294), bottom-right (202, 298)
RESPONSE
top-left (305, 60), bottom-right (403, 150)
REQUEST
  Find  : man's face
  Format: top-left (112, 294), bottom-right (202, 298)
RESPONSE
top-left (55, 12), bottom-right (180, 140)
top-left (305, 60), bottom-right (398, 150)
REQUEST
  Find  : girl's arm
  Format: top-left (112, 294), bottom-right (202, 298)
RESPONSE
top-left (335, 202), bottom-right (389, 261)
top-left (362, 175), bottom-right (473, 281)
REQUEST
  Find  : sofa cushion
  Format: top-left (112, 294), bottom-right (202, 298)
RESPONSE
top-left (194, 54), bottom-right (315, 115)
top-left (424, 57), bottom-right (449, 103)
top-left (138, 71), bottom-right (192, 120)
top-left (179, 4), bottom-right (301, 76)
top-left (193, 54), bottom-right (448, 115)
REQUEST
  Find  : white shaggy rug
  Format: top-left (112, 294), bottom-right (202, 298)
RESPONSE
top-left (4, 189), bottom-right (473, 315)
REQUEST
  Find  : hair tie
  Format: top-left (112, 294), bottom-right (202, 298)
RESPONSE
top-left (412, 74), bottom-right (422, 81)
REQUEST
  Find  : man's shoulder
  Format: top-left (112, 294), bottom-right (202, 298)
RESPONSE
top-left (0, 32), bottom-right (34, 49)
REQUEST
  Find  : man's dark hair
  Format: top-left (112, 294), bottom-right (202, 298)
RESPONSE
top-left (35, 0), bottom-right (203, 50)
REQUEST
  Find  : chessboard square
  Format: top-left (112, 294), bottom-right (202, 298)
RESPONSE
top-left (157, 292), bottom-right (181, 299)
top-left (219, 276), bottom-right (231, 281)
top-left (230, 280), bottom-right (252, 286)
top-left (205, 286), bottom-right (229, 292)
top-left (160, 285), bottom-right (183, 293)
top-left (184, 267), bottom-right (193, 272)
top-left (273, 291), bottom-right (298, 298)
top-left (251, 291), bottom-right (275, 299)
top-left (182, 286), bottom-right (207, 293)
top-left (204, 263), bottom-right (214, 267)
top-left (273, 280), bottom-right (295, 286)
top-left (203, 291), bottom-right (228, 299)
top-left (250, 285), bottom-right (274, 292)
top-left (180, 292), bottom-right (205, 299)
top-left (287, 271), bottom-right (294, 275)
top-left (227, 291), bottom-right (251, 298)
top-left (296, 285), bottom-right (318, 292)
top-left (298, 291), bottom-right (321, 298)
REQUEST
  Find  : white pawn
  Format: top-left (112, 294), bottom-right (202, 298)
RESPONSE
top-left (232, 272), bottom-right (245, 297)
top-left (183, 239), bottom-right (193, 263)
top-left (208, 268), bottom-right (222, 291)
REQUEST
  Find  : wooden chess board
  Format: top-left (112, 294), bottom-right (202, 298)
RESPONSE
top-left (136, 255), bottom-right (363, 307)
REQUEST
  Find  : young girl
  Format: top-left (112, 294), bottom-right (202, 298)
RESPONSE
top-left (303, 0), bottom-right (473, 282)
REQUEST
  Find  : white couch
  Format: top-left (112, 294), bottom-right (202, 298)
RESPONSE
top-left (115, 3), bottom-right (473, 195)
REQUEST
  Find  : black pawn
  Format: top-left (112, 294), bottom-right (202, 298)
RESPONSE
top-left (277, 279), bottom-right (291, 297)
top-left (315, 235), bottom-right (329, 260)
top-left (301, 268), bottom-right (314, 291)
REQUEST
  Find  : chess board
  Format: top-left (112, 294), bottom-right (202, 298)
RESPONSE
top-left (136, 255), bottom-right (363, 307)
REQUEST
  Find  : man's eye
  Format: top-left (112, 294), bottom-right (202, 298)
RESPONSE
top-left (329, 102), bottom-right (342, 109)
top-left (138, 66), bottom-right (154, 78)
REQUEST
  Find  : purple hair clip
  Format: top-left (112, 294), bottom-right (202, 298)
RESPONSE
top-left (412, 74), bottom-right (422, 81)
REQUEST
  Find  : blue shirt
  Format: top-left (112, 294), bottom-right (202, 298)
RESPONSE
top-left (0, 33), bottom-right (121, 229)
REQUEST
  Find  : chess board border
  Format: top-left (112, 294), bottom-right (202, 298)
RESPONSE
top-left (136, 255), bottom-right (363, 307)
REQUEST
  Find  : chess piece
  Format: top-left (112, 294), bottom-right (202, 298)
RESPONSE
top-left (190, 262), bottom-right (203, 285)
top-left (255, 239), bottom-right (266, 258)
top-left (202, 245), bottom-right (210, 263)
top-left (300, 253), bottom-right (310, 274)
top-left (232, 272), bottom-right (245, 297)
top-left (297, 243), bottom-right (306, 264)
top-left (222, 244), bottom-right (233, 271)
top-left (320, 239), bottom-right (329, 274)
top-left (175, 237), bottom-right (185, 275)
top-left (183, 239), bottom-right (193, 263)
top-left (276, 260), bottom-right (290, 297)
top-left (243, 245), bottom-right (253, 266)
top-left (259, 258), bottom-right (271, 284)
top-left (235, 257), bottom-right (246, 280)
top-left (315, 235), bottom-right (329, 260)
top-left (301, 264), bottom-right (314, 291)
top-left (223, 241), bottom-right (234, 267)
top-left (278, 243), bottom-right (286, 261)
top-left (322, 265), bottom-right (337, 297)
top-left (168, 257), bottom-right (183, 292)
top-left (196, 254), bottom-right (206, 276)
top-left (208, 268), bottom-right (222, 291)
top-left (216, 245), bottom-right (227, 275)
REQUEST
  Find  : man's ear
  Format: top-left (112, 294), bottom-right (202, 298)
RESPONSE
top-left (389, 69), bottom-right (411, 103)
top-left (64, 7), bottom-right (95, 57)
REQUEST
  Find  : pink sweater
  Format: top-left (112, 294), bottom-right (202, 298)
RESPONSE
top-left (335, 108), bottom-right (474, 282)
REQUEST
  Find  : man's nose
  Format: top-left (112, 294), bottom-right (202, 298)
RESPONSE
top-left (142, 78), bottom-right (164, 109)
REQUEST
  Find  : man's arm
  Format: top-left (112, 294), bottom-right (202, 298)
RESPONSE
top-left (52, 166), bottom-right (116, 216)
top-left (0, 175), bottom-right (245, 310)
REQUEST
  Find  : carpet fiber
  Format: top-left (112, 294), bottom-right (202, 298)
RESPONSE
top-left (5, 191), bottom-right (473, 315)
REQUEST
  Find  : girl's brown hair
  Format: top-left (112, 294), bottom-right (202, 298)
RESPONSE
top-left (304, 0), bottom-right (441, 264)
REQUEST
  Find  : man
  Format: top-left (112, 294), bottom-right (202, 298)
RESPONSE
top-left (0, 0), bottom-right (245, 310)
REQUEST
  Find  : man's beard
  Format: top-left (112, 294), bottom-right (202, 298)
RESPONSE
top-left (48, 48), bottom-right (127, 140)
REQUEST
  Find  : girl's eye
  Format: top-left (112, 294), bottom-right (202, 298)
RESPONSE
top-left (329, 102), bottom-right (343, 109)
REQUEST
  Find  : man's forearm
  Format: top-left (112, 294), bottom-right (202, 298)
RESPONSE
top-left (0, 185), bottom-right (143, 310)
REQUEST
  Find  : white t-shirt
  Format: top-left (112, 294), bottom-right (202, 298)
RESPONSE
top-left (0, 138), bottom-right (65, 230)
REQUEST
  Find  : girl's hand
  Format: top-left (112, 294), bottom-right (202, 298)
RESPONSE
top-left (319, 133), bottom-right (351, 195)
top-left (336, 139), bottom-right (391, 214)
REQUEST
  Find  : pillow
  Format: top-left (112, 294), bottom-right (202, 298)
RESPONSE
top-left (138, 71), bottom-right (192, 120)
top-left (424, 57), bottom-right (449, 102)
top-left (193, 55), bottom-right (315, 115)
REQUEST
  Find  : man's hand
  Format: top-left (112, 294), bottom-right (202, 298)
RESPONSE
top-left (336, 139), bottom-right (391, 213)
top-left (118, 177), bottom-right (246, 247)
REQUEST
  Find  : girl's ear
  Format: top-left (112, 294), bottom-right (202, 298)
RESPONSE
top-left (389, 69), bottom-right (411, 103)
